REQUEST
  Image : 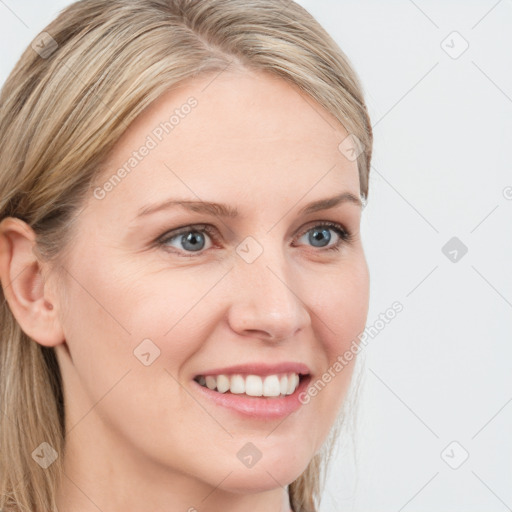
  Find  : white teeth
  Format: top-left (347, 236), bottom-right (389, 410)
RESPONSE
top-left (287, 374), bottom-right (299, 395)
top-left (230, 374), bottom-right (245, 394)
top-left (245, 375), bottom-right (263, 396)
top-left (216, 374), bottom-right (230, 393)
top-left (196, 372), bottom-right (302, 397)
top-left (205, 376), bottom-right (216, 390)
top-left (263, 375), bottom-right (281, 397)
top-left (280, 375), bottom-right (288, 395)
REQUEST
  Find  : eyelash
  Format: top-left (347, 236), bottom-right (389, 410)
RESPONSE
top-left (156, 221), bottom-right (353, 258)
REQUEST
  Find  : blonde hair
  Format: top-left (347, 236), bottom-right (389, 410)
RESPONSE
top-left (0, 1), bottom-right (372, 510)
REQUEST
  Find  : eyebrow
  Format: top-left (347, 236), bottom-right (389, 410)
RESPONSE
top-left (135, 192), bottom-right (362, 219)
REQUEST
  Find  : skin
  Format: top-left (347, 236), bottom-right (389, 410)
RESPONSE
top-left (0, 67), bottom-right (369, 512)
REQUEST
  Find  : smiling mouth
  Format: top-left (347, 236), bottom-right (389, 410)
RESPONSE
top-left (193, 372), bottom-right (308, 398)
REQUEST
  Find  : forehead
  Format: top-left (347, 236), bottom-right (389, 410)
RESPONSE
top-left (90, 69), bottom-right (360, 218)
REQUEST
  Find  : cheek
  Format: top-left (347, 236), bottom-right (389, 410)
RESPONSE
top-left (311, 255), bottom-right (370, 352)
top-left (64, 250), bottom-right (213, 344)
top-left (57, 261), bottom-right (214, 452)
top-left (114, 265), bottom-right (231, 366)
top-left (300, 257), bottom-right (369, 445)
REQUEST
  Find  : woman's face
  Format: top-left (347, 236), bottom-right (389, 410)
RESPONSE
top-left (54, 68), bottom-right (369, 503)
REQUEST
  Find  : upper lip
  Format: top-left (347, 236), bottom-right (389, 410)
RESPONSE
top-left (194, 362), bottom-right (311, 378)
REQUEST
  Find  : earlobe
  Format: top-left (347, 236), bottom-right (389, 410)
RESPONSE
top-left (0, 217), bottom-right (65, 347)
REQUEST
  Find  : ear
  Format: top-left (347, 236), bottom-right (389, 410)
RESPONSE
top-left (0, 217), bottom-right (65, 347)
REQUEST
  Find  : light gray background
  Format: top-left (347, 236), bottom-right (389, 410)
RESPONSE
top-left (1, 1), bottom-right (511, 511)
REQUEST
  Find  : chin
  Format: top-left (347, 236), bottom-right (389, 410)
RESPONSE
top-left (205, 451), bottom-right (310, 494)
top-left (215, 468), bottom-right (300, 494)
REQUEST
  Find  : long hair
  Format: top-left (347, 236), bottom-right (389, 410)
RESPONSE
top-left (0, 1), bottom-right (373, 510)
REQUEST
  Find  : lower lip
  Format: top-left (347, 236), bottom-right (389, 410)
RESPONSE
top-left (192, 375), bottom-right (311, 419)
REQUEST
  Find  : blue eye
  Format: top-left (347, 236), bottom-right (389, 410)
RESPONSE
top-left (295, 222), bottom-right (350, 252)
top-left (157, 222), bottom-right (351, 257)
top-left (159, 224), bottom-right (214, 254)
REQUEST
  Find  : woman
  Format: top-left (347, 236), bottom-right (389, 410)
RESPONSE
top-left (0, 1), bottom-right (373, 510)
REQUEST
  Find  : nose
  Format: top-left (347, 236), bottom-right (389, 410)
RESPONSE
top-left (227, 247), bottom-right (311, 342)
